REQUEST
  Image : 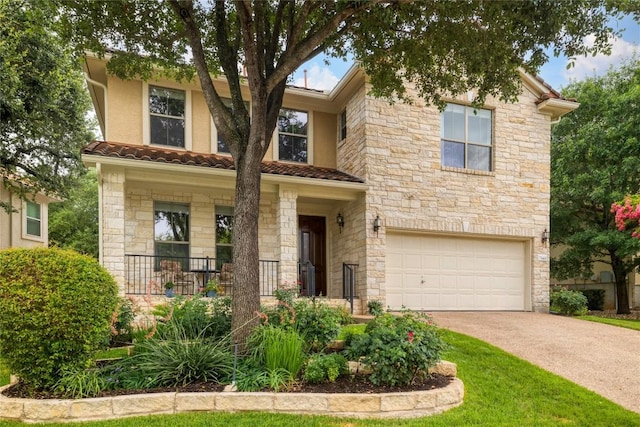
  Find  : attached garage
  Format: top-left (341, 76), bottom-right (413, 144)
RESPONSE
top-left (386, 233), bottom-right (529, 311)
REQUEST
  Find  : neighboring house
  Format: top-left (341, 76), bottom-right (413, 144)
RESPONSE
top-left (81, 53), bottom-right (577, 313)
top-left (550, 246), bottom-right (640, 310)
top-left (0, 181), bottom-right (55, 250)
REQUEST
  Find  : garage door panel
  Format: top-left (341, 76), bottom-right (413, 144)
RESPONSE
top-left (386, 234), bottom-right (526, 311)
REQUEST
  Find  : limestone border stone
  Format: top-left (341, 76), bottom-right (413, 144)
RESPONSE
top-left (0, 362), bottom-right (463, 423)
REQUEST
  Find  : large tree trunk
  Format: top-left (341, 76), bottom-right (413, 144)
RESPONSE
top-left (611, 253), bottom-right (631, 315)
top-left (230, 134), bottom-right (264, 348)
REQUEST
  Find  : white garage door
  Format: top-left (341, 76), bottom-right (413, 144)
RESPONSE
top-left (386, 233), bottom-right (526, 311)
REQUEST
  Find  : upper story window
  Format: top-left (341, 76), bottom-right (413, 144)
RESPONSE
top-left (154, 202), bottom-right (190, 267)
top-left (340, 109), bottom-right (347, 140)
top-left (216, 98), bottom-right (249, 155)
top-left (278, 109), bottom-right (308, 163)
top-left (25, 201), bottom-right (41, 237)
top-left (440, 103), bottom-right (492, 171)
top-left (149, 86), bottom-right (185, 148)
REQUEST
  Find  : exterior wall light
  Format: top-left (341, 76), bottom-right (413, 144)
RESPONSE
top-left (542, 228), bottom-right (549, 245)
top-left (336, 213), bottom-right (345, 233)
top-left (373, 215), bottom-right (381, 236)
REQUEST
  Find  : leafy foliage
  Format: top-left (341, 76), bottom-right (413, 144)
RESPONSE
top-left (550, 59), bottom-right (640, 314)
top-left (0, 0), bottom-right (93, 209)
top-left (0, 247), bottom-right (118, 390)
top-left (155, 295), bottom-right (232, 341)
top-left (550, 287), bottom-right (588, 316)
top-left (581, 289), bottom-right (606, 311)
top-left (110, 297), bottom-right (137, 346)
top-left (119, 322), bottom-right (234, 388)
top-left (347, 311), bottom-right (446, 386)
top-left (303, 353), bottom-right (348, 384)
top-left (367, 300), bottom-right (384, 316)
top-left (48, 170), bottom-right (99, 258)
top-left (247, 325), bottom-right (305, 380)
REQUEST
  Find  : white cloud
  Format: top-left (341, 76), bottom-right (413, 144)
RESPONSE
top-left (563, 35), bottom-right (638, 82)
top-left (292, 64), bottom-right (340, 91)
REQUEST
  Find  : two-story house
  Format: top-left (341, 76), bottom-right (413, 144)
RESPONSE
top-left (0, 180), bottom-right (56, 250)
top-left (81, 53), bottom-right (577, 314)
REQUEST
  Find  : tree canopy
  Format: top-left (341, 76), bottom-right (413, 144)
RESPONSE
top-left (550, 60), bottom-right (640, 314)
top-left (48, 170), bottom-right (99, 259)
top-left (0, 0), bottom-right (93, 210)
top-left (59, 0), bottom-right (632, 341)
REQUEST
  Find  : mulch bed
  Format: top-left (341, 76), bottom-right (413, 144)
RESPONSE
top-left (2, 374), bottom-right (452, 399)
top-left (588, 310), bottom-right (640, 320)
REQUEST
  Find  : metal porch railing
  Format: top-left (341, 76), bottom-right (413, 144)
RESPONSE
top-left (343, 263), bottom-right (358, 313)
top-left (125, 254), bottom-right (279, 296)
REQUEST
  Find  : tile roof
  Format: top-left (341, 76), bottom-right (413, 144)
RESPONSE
top-left (82, 141), bottom-right (365, 184)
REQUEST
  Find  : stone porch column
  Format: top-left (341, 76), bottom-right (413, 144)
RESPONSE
top-left (98, 164), bottom-right (126, 294)
top-left (276, 185), bottom-right (298, 287)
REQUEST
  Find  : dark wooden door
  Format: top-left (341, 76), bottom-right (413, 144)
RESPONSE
top-left (298, 215), bottom-right (326, 296)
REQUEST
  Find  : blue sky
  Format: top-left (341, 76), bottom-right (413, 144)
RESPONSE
top-left (291, 15), bottom-right (639, 94)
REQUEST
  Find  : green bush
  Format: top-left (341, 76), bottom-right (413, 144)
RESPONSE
top-left (248, 325), bottom-right (305, 379)
top-left (110, 297), bottom-right (136, 346)
top-left (262, 296), bottom-right (344, 351)
top-left (551, 287), bottom-right (588, 316)
top-left (303, 353), bottom-right (348, 384)
top-left (346, 311), bottom-right (446, 386)
top-left (155, 295), bottom-right (232, 341)
top-left (0, 247), bottom-right (119, 390)
top-left (119, 322), bottom-right (234, 387)
top-left (581, 289), bottom-right (605, 311)
top-left (367, 300), bottom-right (384, 316)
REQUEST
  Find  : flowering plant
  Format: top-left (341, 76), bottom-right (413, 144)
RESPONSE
top-left (611, 195), bottom-right (640, 238)
top-left (204, 279), bottom-right (222, 294)
top-left (346, 311), bottom-right (446, 386)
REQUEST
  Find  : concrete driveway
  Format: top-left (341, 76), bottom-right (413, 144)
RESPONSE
top-left (430, 312), bottom-right (640, 414)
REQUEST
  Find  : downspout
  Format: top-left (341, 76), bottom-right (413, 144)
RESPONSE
top-left (84, 73), bottom-right (108, 140)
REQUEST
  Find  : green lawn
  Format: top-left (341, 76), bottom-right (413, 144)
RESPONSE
top-left (1, 329), bottom-right (638, 426)
top-left (577, 315), bottom-right (640, 331)
top-left (0, 360), bottom-right (9, 387)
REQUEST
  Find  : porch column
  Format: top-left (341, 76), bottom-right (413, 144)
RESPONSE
top-left (276, 185), bottom-right (298, 287)
top-left (98, 164), bottom-right (126, 294)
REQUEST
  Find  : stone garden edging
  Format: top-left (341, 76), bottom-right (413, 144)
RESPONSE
top-left (0, 362), bottom-right (464, 423)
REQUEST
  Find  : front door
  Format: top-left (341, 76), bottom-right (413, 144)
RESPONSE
top-left (298, 215), bottom-right (326, 296)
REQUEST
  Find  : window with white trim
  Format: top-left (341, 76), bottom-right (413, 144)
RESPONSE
top-left (440, 103), bottom-right (492, 171)
top-left (216, 98), bottom-right (249, 154)
top-left (278, 109), bottom-right (308, 163)
top-left (25, 201), bottom-right (41, 237)
top-left (149, 86), bottom-right (185, 148)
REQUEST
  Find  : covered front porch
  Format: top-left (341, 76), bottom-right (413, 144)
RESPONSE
top-left (84, 143), bottom-right (369, 311)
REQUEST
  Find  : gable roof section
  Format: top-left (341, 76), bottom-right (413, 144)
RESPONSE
top-left (82, 141), bottom-right (365, 184)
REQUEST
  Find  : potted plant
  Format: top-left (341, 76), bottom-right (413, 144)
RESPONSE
top-left (204, 279), bottom-right (221, 297)
top-left (164, 281), bottom-right (175, 298)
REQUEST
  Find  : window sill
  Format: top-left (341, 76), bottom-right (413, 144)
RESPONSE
top-left (440, 165), bottom-right (494, 177)
top-left (21, 234), bottom-right (44, 243)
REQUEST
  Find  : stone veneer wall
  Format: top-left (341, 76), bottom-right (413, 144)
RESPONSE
top-left (100, 177), bottom-right (280, 291)
top-left (339, 82), bottom-right (552, 311)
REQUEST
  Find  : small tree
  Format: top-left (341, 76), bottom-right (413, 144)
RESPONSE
top-left (551, 60), bottom-right (640, 315)
top-left (0, 248), bottom-right (119, 390)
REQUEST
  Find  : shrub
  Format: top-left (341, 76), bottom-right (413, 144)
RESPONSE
top-left (581, 289), bottom-right (605, 311)
top-left (551, 287), bottom-right (588, 315)
top-left (0, 247), bottom-right (119, 390)
top-left (261, 295), bottom-right (344, 351)
top-left (155, 295), bottom-right (232, 341)
top-left (346, 311), bottom-right (446, 386)
top-left (110, 297), bottom-right (137, 346)
top-left (248, 325), bottom-right (305, 379)
top-left (121, 322), bottom-right (234, 387)
top-left (367, 300), bottom-right (384, 316)
top-left (303, 353), bottom-right (348, 384)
